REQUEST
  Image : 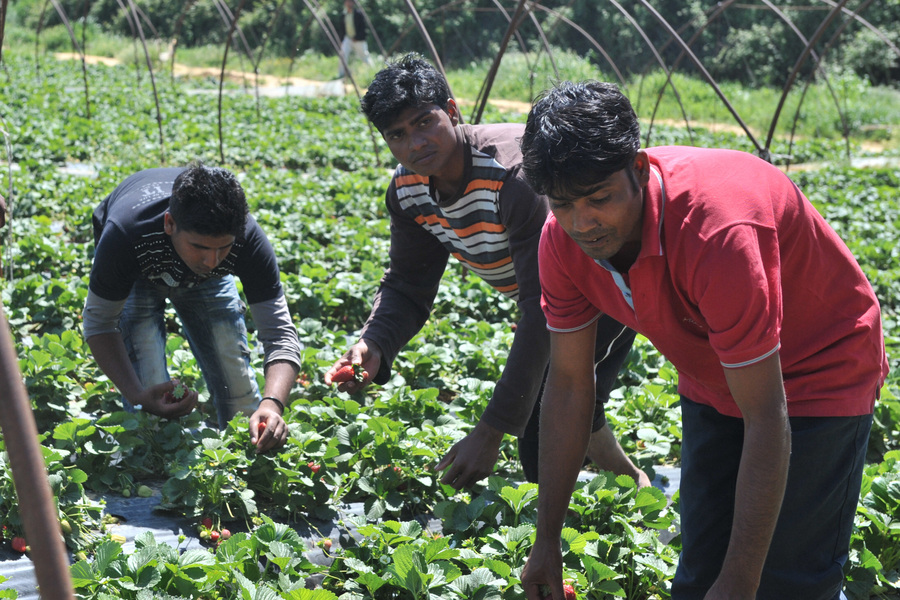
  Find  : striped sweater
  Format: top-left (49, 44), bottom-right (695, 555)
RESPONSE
top-left (360, 123), bottom-right (551, 436)
top-left (392, 151), bottom-right (518, 299)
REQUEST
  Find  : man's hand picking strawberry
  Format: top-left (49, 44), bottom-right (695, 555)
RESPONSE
top-left (325, 340), bottom-right (381, 394)
top-left (331, 363), bottom-right (368, 384)
top-left (129, 379), bottom-right (198, 419)
top-left (250, 397), bottom-right (288, 454)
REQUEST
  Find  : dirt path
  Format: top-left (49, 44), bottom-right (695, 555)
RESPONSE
top-left (54, 52), bottom-right (540, 108)
top-left (54, 52), bottom-right (335, 90)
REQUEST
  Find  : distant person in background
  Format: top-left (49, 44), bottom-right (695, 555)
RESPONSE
top-left (325, 54), bottom-right (649, 491)
top-left (338, 0), bottom-right (373, 79)
top-left (83, 163), bottom-right (302, 453)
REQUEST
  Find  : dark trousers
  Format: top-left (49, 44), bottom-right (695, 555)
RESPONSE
top-left (674, 396), bottom-right (872, 600)
top-left (518, 315), bottom-right (636, 483)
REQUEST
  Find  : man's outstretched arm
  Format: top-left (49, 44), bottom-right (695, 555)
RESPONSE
top-left (706, 351), bottom-right (791, 599)
top-left (522, 320), bottom-right (599, 600)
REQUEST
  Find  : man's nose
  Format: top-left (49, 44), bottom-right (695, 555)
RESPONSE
top-left (409, 131), bottom-right (427, 150)
top-left (571, 202), bottom-right (595, 233)
top-left (203, 250), bottom-right (222, 268)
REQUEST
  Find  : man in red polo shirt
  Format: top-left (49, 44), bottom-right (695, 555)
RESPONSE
top-left (519, 80), bottom-right (888, 600)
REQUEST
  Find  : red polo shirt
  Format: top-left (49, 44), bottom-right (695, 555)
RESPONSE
top-left (539, 146), bottom-right (888, 418)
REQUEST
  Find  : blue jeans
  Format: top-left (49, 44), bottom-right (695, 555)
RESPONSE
top-left (674, 396), bottom-right (871, 600)
top-left (119, 276), bottom-right (261, 426)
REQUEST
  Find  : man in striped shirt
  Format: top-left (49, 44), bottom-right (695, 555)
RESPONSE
top-left (325, 54), bottom-right (648, 490)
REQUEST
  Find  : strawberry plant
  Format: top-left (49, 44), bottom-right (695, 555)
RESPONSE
top-left (845, 451), bottom-right (900, 598)
top-left (159, 431), bottom-right (259, 524)
top-left (0, 434), bottom-right (105, 554)
top-left (0, 48), bottom-right (897, 599)
top-left (17, 330), bottom-right (93, 431)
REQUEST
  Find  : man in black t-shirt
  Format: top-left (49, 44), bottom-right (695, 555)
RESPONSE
top-left (84, 163), bottom-right (301, 452)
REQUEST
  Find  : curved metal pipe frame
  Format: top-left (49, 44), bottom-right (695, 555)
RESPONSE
top-left (217, 0), bottom-right (249, 163)
top-left (49, 0), bottom-right (91, 119)
top-left (0, 307), bottom-right (74, 599)
top-left (764, 0), bottom-right (851, 154)
top-left (472, 0), bottom-right (529, 124)
top-left (125, 0), bottom-right (165, 163)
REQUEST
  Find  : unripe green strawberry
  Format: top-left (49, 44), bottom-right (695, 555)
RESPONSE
top-left (137, 485), bottom-right (153, 498)
top-left (60, 519), bottom-right (72, 535)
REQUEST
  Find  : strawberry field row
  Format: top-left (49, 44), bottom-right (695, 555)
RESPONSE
top-left (0, 52), bottom-right (898, 598)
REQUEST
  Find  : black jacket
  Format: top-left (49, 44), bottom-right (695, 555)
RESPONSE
top-left (339, 8), bottom-right (367, 41)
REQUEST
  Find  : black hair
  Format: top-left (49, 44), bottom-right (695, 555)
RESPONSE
top-left (168, 162), bottom-right (247, 238)
top-left (521, 80), bottom-right (641, 200)
top-left (360, 53), bottom-right (452, 132)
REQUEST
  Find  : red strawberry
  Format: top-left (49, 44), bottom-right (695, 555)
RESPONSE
top-left (11, 537), bottom-right (27, 553)
top-left (201, 517), bottom-right (213, 529)
top-left (257, 421), bottom-right (267, 436)
top-left (331, 363), bottom-right (367, 384)
top-left (307, 462), bottom-right (321, 474)
top-left (563, 583), bottom-right (577, 600)
top-left (209, 530), bottom-right (220, 543)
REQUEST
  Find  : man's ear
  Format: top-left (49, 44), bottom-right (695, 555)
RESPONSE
top-left (633, 150), bottom-right (650, 187)
top-left (445, 98), bottom-right (460, 126)
top-left (163, 211), bottom-right (176, 235)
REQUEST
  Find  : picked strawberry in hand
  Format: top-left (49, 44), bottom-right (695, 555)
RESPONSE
top-left (331, 363), bottom-right (367, 384)
top-left (164, 378), bottom-right (190, 403)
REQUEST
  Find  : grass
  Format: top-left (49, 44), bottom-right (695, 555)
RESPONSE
top-left (3, 21), bottom-right (900, 150)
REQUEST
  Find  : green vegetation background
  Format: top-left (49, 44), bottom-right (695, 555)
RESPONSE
top-left (0, 16), bottom-right (899, 599)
